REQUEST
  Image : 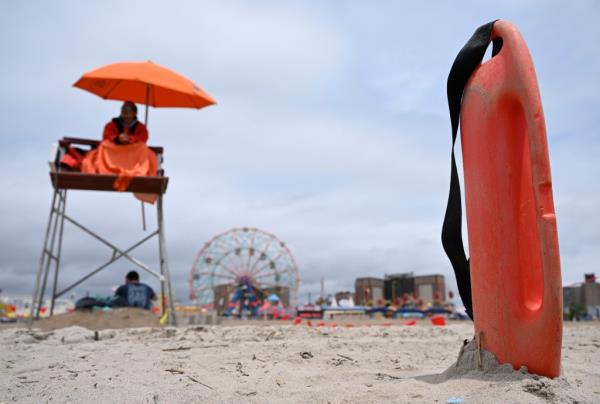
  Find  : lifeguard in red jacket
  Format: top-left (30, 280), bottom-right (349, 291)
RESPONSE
top-left (103, 101), bottom-right (148, 144)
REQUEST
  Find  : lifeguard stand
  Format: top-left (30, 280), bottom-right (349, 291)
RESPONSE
top-left (30, 137), bottom-right (176, 325)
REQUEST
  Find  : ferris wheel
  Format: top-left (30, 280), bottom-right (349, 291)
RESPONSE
top-left (189, 227), bottom-right (300, 309)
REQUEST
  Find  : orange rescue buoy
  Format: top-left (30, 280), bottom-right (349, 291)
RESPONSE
top-left (444, 20), bottom-right (562, 377)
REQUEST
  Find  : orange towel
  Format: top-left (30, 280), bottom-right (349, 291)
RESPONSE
top-left (81, 140), bottom-right (158, 203)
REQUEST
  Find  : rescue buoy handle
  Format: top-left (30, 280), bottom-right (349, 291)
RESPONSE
top-left (442, 20), bottom-right (499, 321)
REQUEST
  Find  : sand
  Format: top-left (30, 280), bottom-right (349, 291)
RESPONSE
top-left (1, 319), bottom-right (599, 403)
top-left (31, 308), bottom-right (160, 331)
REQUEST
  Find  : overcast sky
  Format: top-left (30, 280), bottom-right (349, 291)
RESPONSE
top-left (0, 1), bottom-right (598, 308)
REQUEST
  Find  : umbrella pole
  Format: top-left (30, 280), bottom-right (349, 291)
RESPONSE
top-left (144, 84), bottom-right (150, 126)
top-left (140, 83), bottom-right (150, 231)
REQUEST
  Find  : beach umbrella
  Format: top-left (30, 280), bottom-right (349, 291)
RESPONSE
top-left (73, 60), bottom-right (216, 227)
top-left (73, 60), bottom-right (216, 125)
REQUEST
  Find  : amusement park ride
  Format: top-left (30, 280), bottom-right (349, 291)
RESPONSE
top-left (189, 227), bottom-right (300, 318)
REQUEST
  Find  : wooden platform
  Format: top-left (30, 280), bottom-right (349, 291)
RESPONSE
top-left (50, 137), bottom-right (169, 195)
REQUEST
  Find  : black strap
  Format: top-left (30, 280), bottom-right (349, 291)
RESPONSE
top-left (112, 117), bottom-right (124, 133)
top-left (112, 118), bottom-right (139, 133)
top-left (442, 20), bottom-right (500, 321)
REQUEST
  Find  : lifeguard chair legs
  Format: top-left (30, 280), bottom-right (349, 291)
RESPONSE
top-left (30, 189), bottom-right (67, 321)
top-left (156, 195), bottom-right (176, 325)
top-left (29, 189), bottom-right (177, 325)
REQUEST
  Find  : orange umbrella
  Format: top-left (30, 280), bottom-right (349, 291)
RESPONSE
top-left (73, 60), bottom-right (216, 124)
top-left (73, 60), bottom-right (216, 224)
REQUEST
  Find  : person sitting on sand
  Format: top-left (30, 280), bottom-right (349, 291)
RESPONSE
top-left (103, 101), bottom-right (148, 145)
top-left (114, 270), bottom-right (157, 310)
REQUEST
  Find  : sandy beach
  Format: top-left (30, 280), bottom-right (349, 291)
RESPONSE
top-left (1, 312), bottom-right (599, 403)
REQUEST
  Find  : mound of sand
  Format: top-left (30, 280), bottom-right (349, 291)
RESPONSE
top-left (418, 337), bottom-right (591, 403)
top-left (32, 308), bottom-right (159, 331)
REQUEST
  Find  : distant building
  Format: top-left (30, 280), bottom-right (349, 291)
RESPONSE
top-left (563, 273), bottom-right (600, 320)
top-left (414, 275), bottom-right (446, 303)
top-left (583, 278), bottom-right (600, 320)
top-left (213, 284), bottom-right (237, 314)
top-left (563, 285), bottom-right (584, 309)
top-left (384, 273), bottom-right (415, 302)
top-left (355, 277), bottom-right (384, 305)
top-left (355, 273), bottom-right (446, 306)
top-left (334, 291), bottom-right (354, 303)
